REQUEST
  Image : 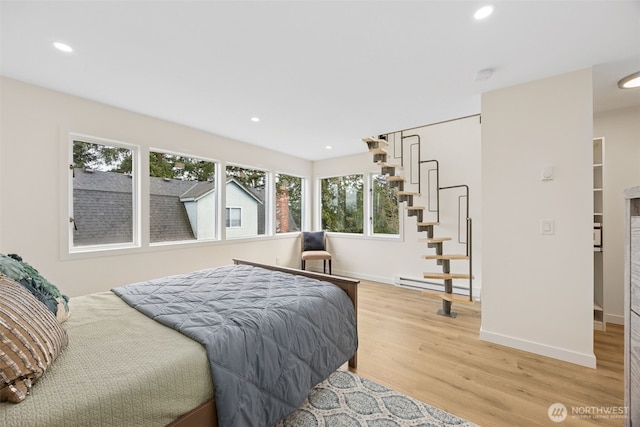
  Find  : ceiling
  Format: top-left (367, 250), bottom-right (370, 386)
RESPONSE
top-left (1, 1), bottom-right (639, 161)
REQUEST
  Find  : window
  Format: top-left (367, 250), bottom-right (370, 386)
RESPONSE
top-left (149, 151), bottom-right (217, 243)
top-left (71, 137), bottom-right (137, 249)
top-left (275, 173), bottom-right (302, 233)
top-left (371, 174), bottom-right (400, 235)
top-left (321, 174), bottom-right (364, 234)
top-left (225, 165), bottom-right (266, 238)
top-left (226, 207), bottom-right (242, 227)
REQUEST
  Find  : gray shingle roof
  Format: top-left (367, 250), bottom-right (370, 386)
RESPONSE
top-left (149, 177), bottom-right (198, 197)
top-left (72, 169), bottom-right (213, 244)
top-left (72, 169), bottom-right (269, 244)
top-left (180, 181), bottom-right (215, 201)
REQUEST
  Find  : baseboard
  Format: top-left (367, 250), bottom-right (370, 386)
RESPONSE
top-left (305, 269), bottom-right (482, 299)
top-left (604, 313), bottom-right (624, 326)
top-left (299, 267), bottom-right (390, 284)
top-left (317, 269), bottom-right (396, 286)
top-left (479, 328), bottom-right (597, 369)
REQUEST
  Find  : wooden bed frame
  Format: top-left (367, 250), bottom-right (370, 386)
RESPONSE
top-left (168, 259), bottom-right (359, 427)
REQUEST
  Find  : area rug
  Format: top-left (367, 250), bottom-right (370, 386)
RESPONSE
top-left (274, 370), bottom-right (479, 427)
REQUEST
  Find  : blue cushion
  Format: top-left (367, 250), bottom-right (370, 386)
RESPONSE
top-left (303, 231), bottom-right (325, 251)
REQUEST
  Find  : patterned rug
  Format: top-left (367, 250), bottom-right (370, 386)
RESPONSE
top-left (275, 370), bottom-right (478, 427)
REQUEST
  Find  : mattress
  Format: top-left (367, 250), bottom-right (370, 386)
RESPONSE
top-left (1, 291), bottom-right (214, 427)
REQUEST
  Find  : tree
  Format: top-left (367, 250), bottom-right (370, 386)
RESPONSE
top-left (372, 175), bottom-right (399, 234)
top-left (73, 142), bottom-right (217, 181)
top-left (321, 175), bottom-right (363, 233)
top-left (225, 166), bottom-right (265, 189)
top-left (149, 152), bottom-right (215, 181)
top-left (73, 141), bottom-right (132, 172)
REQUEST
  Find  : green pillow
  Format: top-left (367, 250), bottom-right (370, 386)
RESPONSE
top-left (0, 253), bottom-right (70, 322)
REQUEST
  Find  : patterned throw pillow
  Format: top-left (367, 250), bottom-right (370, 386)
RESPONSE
top-left (0, 254), bottom-right (70, 322)
top-left (0, 274), bottom-right (69, 403)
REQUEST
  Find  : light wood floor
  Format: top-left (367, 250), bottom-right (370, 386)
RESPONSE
top-left (351, 280), bottom-right (624, 426)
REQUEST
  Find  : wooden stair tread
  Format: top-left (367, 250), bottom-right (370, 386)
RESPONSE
top-left (370, 147), bottom-right (388, 155)
top-left (406, 206), bottom-right (425, 211)
top-left (417, 221), bottom-right (439, 226)
top-left (423, 272), bottom-right (474, 280)
top-left (418, 237), bottom-right (452, 243)
top-left (423, 254), bottom-right (469, 260)
top-left (386, 176), bottom-right (405, 181)
top-left (376, 162), bottom-right (403, 169)
top-left (362, 137), bottom-right (389, 146)
top-left (397, 191), bottom-right (420, 196)
top-left (421, 290), bottom-right (474, 304)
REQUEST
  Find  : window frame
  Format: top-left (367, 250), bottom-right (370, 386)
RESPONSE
top-left (368, 172), bottom-right (401, 238)
top-left (318, 173), bottom-right (365, 235)
top-left (148, 148), bottom-right (219, 246)
top-left (224, 163), bottom-right (270, 239)
top-left (274, 172), bottom-right (305, 235)
top-left (225, 206), bottom-right (243, 228)
top-left (68, 133), bottom-right (141, 254)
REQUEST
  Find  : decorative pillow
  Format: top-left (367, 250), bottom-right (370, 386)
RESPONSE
top-left (0, 253), bottom-right (70, 323)
top-left (303, 231), bottom-right (326, 251)
top-left (0, 274), bottom-right (69, 403)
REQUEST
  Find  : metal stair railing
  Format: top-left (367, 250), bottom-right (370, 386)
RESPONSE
top-left (369, 132), bottom-right (474, 310)
top-left (438, 184), bottom-right (473, 302)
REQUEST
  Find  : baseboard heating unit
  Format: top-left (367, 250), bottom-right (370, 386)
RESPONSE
top-left (393, 276), bottom-right (470, 297)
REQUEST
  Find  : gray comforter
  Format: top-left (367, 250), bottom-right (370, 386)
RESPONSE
top-left (112, 264), bottom-right (357, 427)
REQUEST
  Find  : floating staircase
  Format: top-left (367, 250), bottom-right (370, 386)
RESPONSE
top-left (363, 135), bottom-right (473, 318)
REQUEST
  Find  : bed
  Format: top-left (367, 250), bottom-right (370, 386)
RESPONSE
top-left (0, 258), bottom-right (359, 427)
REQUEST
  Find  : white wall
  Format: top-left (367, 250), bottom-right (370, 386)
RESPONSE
top-left (0, 77), bottom-right (310, 297)
top-left (0, 77), bottom-right (482, 300)
top-left (594, 106), bottom-right (640, 325)
top-left (480, 69), bottom-right (595, 368)
top-left (312, 116), bottom-right (482, 293)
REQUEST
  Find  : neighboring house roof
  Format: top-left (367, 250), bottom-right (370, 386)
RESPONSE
top-left (73, 168), bottom-right (133, 192)
top-left (149, 177), bottom-right (199, 197)
top-left (72, 169), bottom-right (134, 245)
top-left (180, 181), bottom-right (215, 202)
top-left (73, 169), bottom-right (268, 243)
top-left (73, 169), bottom-right (215, 244)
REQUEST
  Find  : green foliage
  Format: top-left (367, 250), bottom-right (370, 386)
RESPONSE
top-left (226, 166), bottom-right (265, 189)
top-left (372, 175), bottom-right (399, 234)
top-left (321, 174), bottom-right (364, 234)
top-left (149, 152), bottom-right (215, 181)
top-left (73, 141), bottom-right (132, 173)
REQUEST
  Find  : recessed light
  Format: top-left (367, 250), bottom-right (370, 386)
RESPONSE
top-left (325, 145), bottom-right (332, 150)
top-left (474, 5), bottom-right (494, 20)
top-left (53, 41), bottom-right (73, 53)
top-left (618, 71), bottom-right (640, 89)
top-left (251, 117), bottom-right (260, 122)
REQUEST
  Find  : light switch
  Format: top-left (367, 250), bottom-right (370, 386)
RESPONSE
top-left (540, 219), bottom-right (554, 235)
top-left (542, 165), bottom-right (554, 181)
